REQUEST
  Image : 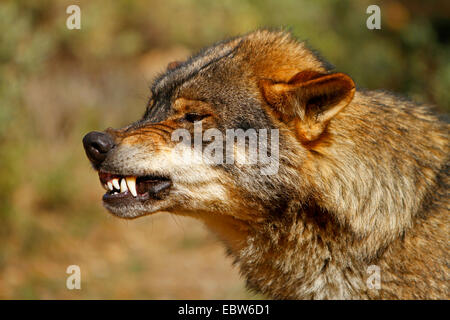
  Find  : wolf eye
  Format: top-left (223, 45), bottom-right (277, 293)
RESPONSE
top-left (183, 113), bottom-right (209, 123)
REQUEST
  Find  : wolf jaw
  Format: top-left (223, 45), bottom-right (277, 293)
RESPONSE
top-left (97, 170), bottom-right (172, 218)
top-left (99, 171), bottom-right (171, 199)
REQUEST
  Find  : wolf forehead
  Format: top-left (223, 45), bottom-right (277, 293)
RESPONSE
top-left (144, 30), bottom-right (332, 121)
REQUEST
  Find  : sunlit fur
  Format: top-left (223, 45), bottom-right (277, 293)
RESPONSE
top-left (96, 30), bottom-right (449, 299)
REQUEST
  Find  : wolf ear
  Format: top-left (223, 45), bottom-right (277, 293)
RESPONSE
top-left (260, 71), bottom-right (355, 142)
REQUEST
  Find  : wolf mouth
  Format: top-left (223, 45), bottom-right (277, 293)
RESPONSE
top-left (99, 171), bottom-right (172, 204)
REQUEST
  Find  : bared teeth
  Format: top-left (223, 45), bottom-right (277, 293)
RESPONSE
top-left (126, 176), bottom-right (137, 197)
top-left (112, 178), bottom-right (120, 190)
top-left (120, 178), bottom-right (128, 193)
top-left (101, 175), bottom-right (139, 197)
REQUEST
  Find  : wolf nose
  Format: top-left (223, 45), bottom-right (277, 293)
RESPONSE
top-left (83, 131), bottom-right (115, 166)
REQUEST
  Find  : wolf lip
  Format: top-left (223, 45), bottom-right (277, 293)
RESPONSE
top-left (99, 172), bottom-right (172, 203)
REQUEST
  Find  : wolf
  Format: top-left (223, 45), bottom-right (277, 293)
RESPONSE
top-left (83, 30), bottom-right (449, 299)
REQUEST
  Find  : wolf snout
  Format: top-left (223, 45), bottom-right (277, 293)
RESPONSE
top-left (83, 131), bottom-right (115, 166)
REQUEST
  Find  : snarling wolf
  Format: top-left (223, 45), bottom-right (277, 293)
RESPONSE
top-left (83, 30), bottom-right (449, 299)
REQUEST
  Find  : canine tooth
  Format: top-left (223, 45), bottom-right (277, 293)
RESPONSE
top-left (126, 176), bottom-right (137, 197)
top-left (112, 178), bottom-right (120, 190)
top-left (120, 178), bottom-right (128, 193)
top-left (102, 183), bottom-right (108, 190)
top-left (107, 181), bottom-right (113, 191)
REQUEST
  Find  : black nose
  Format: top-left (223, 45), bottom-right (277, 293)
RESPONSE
top-left (83, 131), bottom-right (115, 166)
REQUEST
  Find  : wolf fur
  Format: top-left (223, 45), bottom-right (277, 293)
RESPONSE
top-left (86, 30), bottom-right (449, 299)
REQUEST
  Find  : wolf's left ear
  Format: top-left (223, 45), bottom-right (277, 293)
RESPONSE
top-left (260, 71), bottom-right (355, 142)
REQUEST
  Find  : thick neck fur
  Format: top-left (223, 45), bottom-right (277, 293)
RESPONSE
top-left (201, 90), bottom-right (449, 299)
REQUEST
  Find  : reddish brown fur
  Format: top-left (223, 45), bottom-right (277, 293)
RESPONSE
top-left (88, 30), bottom-right (449, 299)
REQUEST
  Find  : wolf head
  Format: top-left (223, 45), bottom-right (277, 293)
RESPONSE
top-left (83, 30), bottom-right (449, 300)
top-left (83, 30), bottom-right (355, 226)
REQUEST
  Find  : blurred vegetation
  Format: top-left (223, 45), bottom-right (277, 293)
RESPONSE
top-left (0, 0), bottom-right (448, 299)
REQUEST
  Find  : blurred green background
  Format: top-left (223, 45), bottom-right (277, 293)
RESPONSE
top-left (0, 0), bottom-right (448, 299)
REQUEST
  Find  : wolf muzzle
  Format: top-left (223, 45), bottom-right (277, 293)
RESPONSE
top-left (83, 131), bottom-right (115, 167)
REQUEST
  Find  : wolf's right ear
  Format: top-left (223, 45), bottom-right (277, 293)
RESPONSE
top-left (260, 70), bottom-right (355, 142)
